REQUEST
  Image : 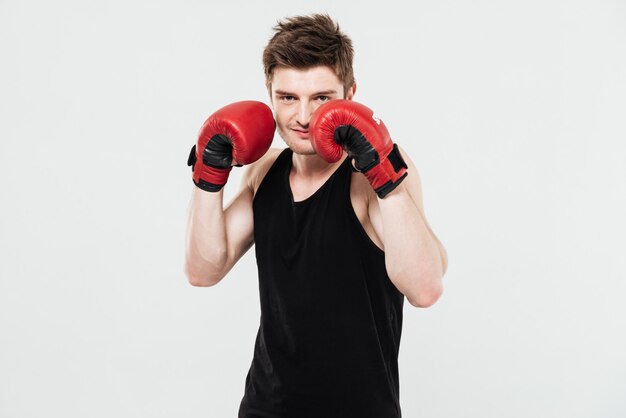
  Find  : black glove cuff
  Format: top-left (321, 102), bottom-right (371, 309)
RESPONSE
top-left (187, 145), bottom-right (197, 168)
top-left (194, 179), bottom-right (224, 193)
top-left (375, 172), bottom-right (409, 199)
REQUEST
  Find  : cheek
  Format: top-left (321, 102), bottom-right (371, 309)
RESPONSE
top-left (312, 102), bottom-right (325, 113)
top-left (274, 109), bottom-right (291, 129)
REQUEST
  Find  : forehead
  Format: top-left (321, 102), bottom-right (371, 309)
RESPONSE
top-left (271, 65), bottom-right (342, 94)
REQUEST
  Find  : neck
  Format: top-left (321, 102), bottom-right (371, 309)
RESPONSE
top-left (291, 149), bottom-right (347, 178)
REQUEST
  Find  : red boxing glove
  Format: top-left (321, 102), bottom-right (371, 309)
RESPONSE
top-left (187, 101), bottom-right (275, 192)
top-left (309, 100), bottom-right (408, 198)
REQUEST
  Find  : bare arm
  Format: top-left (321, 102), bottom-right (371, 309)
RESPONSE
top-left (369, 145), bottom-right (447, 307)
top-left (184, 168), bottom-right (255, 287)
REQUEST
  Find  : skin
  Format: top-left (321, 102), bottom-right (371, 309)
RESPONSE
top-left (185, 64), bottom-right (448, 307)
top-left (270, 66), bottom-right (356, 156)
top-left (268, 65), bottom-right (356, 177)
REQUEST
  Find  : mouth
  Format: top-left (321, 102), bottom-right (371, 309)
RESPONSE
top-left (291, 128), bottom-right (310, 139)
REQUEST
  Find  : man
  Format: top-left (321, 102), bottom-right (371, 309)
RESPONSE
top-left (185, 14), bottom-right (448, 418)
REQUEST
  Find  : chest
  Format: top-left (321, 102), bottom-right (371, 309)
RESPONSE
top-left (288, 170), bottom-right (384, 252)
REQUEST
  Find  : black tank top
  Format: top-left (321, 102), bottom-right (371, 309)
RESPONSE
top-left (239, 148), bottom-right (405, 418)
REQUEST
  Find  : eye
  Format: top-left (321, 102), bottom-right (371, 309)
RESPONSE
top-left (280, 95), bottom-right (296, 103)
top-left (317, 95), bottom-right (331, 102)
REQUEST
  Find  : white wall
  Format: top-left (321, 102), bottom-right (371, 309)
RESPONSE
top-left (1, 0), bottom-right (624, 417)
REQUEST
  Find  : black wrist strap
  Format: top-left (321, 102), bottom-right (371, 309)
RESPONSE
top-left (387, 143), bottom-right (408, 173)
top-left (187, 145), bottom-right (197, 169)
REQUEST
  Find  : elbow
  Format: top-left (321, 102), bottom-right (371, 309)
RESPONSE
top-left (184, 263), bottom-right (223, 287)
top-left (406, 280), bottom-right (443, 308)
top-left (184, 248), bottom-right (228, 287)
top-left (187, 275), bottom-right (220, 287)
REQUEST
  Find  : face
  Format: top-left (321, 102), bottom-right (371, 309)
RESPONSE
top-left (269, 65), bottom-right (355, 155)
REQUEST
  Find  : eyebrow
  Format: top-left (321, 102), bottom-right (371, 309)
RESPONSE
top-left (274, 89), bottom-right (338, 96)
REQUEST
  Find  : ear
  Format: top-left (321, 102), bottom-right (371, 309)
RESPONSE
top-left (346, 82), bottom-right (357, 100)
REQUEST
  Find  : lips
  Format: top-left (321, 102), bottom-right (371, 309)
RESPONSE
top-left (292, 128), bottom-right (310, 139)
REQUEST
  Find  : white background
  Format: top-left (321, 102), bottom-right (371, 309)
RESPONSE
top-left (1, 0), bottom-right (625, 417)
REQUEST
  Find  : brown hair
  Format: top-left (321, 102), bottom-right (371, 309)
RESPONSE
top-left (263, 14), bottom-right (355, 97)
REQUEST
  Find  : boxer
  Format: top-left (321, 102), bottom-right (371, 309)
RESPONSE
top-left (185, 13), bottom-right (448, 418)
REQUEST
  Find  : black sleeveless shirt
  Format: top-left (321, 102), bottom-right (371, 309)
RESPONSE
top-left (238, 148), bottom-right (405, 418)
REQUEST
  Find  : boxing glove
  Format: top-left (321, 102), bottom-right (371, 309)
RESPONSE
top-left (187, 101), bottom-right (275, 192)
top-left (309, 100), bottom-right (408, 198)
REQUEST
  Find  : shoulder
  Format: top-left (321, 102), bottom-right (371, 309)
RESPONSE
top-left (349, 164), bottom-right (385, 251)
top-left (243, 147), bottom-right (285, 197)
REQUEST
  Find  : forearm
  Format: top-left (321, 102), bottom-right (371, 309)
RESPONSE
top-left (184, 187), bottom-right (228, 285)
top-left (378, 182), bottom-right (445, 307)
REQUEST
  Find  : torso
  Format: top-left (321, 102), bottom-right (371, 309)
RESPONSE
top-left (248, 147), bottom-right (385, 252)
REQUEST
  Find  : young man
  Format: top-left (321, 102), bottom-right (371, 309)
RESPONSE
top-left (185, 14), bottom-right (448, 418)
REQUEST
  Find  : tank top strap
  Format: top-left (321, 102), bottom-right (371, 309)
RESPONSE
top-left (253, 147), bottom-right (292, 207)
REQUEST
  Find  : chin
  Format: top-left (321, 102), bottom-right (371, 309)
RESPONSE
top-left (291, 146), bottom-right (317, 156)
top-left (282, 135), bottom-right (317, 155)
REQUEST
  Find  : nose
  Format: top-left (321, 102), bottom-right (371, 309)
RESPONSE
top-left (295, 101), bottom-right (314, 128)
